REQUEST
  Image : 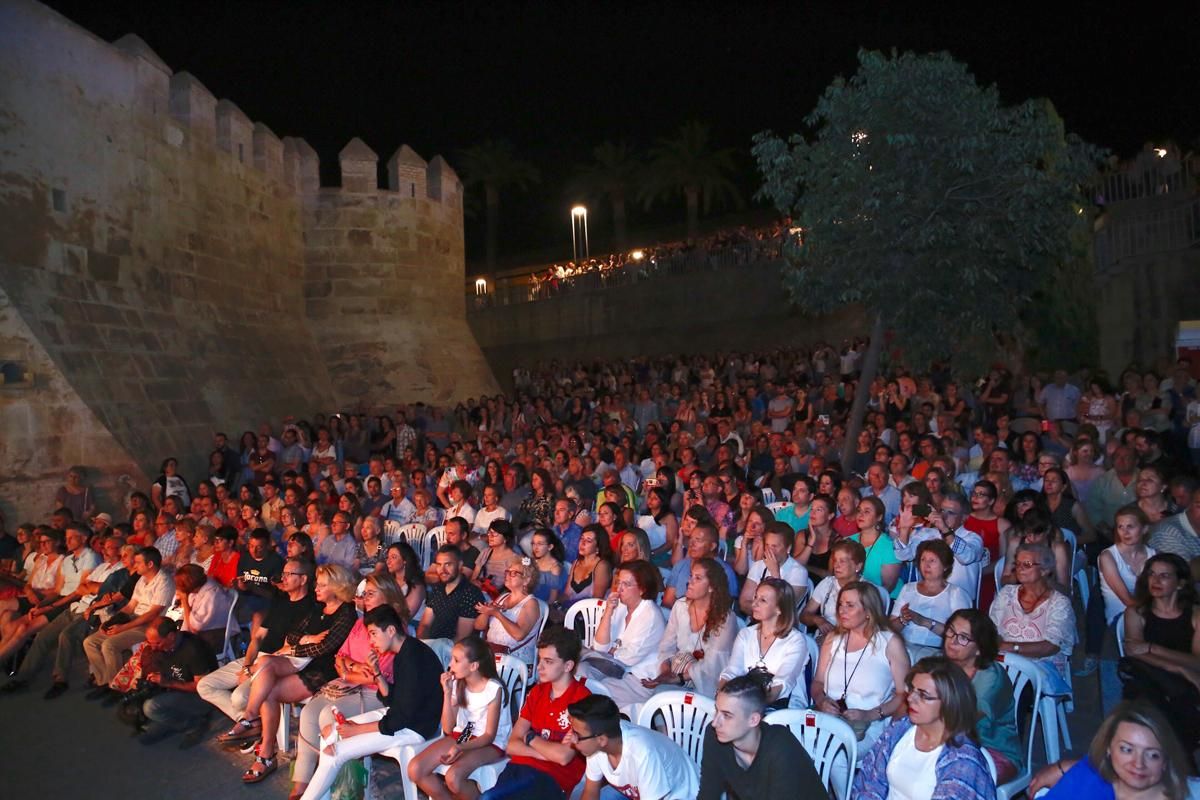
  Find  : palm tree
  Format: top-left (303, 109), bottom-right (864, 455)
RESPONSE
top-left (639, 120), bottom-right (742, 242)
top-left (457, 140), bottom-right (540, 270)
top-left (572, 141), bottom-right (642, 250)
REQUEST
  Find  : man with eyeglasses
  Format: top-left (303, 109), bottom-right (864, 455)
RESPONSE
top-left (893, 493), bottom-right (986, 602)
top-left (563, 694), bottom-right (698, 800)
top-left (317, 512), bottom-right (357, 569)
top-left (197, 557), bottom-right (316, 729)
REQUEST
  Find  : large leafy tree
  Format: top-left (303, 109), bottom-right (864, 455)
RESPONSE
top-left (753, 49), bottom-right (1105, 467)
top-left (458, 140), bottom-right (541, 271)
top-left (641, 120), bottom-right (742, 242)
top-left (572, 141), bottom-right (642, 250)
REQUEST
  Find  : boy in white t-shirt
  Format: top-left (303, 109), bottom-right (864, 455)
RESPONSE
top-left (563, 694), bottom-right (698, 800)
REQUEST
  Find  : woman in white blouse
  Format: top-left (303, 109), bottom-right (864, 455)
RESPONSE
top-left (800, 539), bottom-right (867, 638)
top-left (811, 580), bottom-right (910, 752)
top-left (989, 541), bottom-right (1076, 696)
top-left (719, 578), bottom-right (808, 708)
top-left (581, 560), bottom-right (667, 697)
top-left (644, 558), bottom-right (737, 696)
top-left (889, 539), bottom-right (972, 661)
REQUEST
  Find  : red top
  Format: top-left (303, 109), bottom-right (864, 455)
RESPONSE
top-left (208, 550), bottom-right (240, 589)
top-left (965, 514), bottom-right (1002, 611)
top-left (512, 677), bottom-right (592, 792)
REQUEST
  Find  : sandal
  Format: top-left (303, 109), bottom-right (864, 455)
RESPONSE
top-left (216, 717), bottom-right (262, 743)
top-left (241, 755), bottom-right (277, 784)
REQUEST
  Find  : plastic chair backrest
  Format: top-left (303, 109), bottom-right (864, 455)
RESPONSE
top-left (996, 652), bottom-right (1044, 786)
top-left (781, 489), bottom-right (792, 501)
top-left (763, 708), bottom-right (858, 799)
top-left (383, 520), bottom-right (404, 544)
top-left (1116, 615), bottom-right (1126, 657)
top-left (635, 690), bottom-right (715, 768)
top-left (761, 488), bottom-right (777, 506)
top-left (563, 598), bottom-right (607, 649)
top-left (767, 501), bottom-right (790, 514)
top-left (219, 591), bottom-right (240, 665)
top-left (493, 653), bottom-right (529, 723)
top-left (994, 557), bottom-right (1005, 593)
top-left (423, 525), bottom-right (448, 569)
top-left (421, 638), bottom-right (454, 669)
top-left (396, 522), bottom-right (428, 563)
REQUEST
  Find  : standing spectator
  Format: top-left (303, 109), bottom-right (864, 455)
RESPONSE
top-left (53, 466), bottom-right (96, 522)
top-left (1039, 370), bottom-right (1082, 423)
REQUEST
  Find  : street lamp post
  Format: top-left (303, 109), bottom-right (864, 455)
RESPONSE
top-left (571, 205), bottom-right (588, 261)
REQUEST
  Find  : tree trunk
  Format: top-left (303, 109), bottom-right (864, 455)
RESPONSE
top-left (840, 313), bottom-right (886, 472)
top-left (485, 185), bottom-right (500, 270)
top-left (685, 188), bottom-right (700, 243)
top-left (612, 194), bottom-right (627, 250)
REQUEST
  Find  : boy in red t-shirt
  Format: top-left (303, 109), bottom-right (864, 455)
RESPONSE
top-left (480, 627), bottom-right (591, 800)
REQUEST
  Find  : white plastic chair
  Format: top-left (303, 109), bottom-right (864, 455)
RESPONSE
top-left (564, 598), bottom-right (607, 649)
top-left (635, 690), bottom-right (715, 769)
top-left (761, 488), bottom-right (777, 505)
top-left (493, 653), bottom-right (530, 723)
top-left (1060, 528), bottom-right (1089, 606)
top-left (996, 651), bottom-right (1061, 770)
top-left (1116, 615), bottom-right (1126, 657)
top-left (994, 557), bottom-right (1005, 593)
top-left (764, 708), bottom-right (858, 799)
top-left (218, 592), bottom-right (240, 666)
top-left (781, 489), bottom-right (791, 501)
top-left (421, 637), bottom-right (454, 669)
top-left (767, 501), bottom-right (790, 514)
top-left (422, 525), bottom-right (448, 570)
top-left (393, 522), bottom-right (428, 560)
top-left (991, 652), bottom-right (1044, 800)
top-left (383, 519), bottom-right (404, 544)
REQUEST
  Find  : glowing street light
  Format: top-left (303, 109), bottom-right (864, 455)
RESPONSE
top-left (570, 205), bottom-right (589, 261)
top-left (1154, 147), bottom-right (1168, 158)
top-left (631, 249), bottom-right (645, 261)
top-left (474, 277), bottom-right (488, 295)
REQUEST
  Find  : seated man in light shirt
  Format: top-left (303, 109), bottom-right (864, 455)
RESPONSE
top-left (738, 522), bottom-right (810, 615)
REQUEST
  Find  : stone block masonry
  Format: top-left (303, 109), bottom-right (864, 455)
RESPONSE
top-left (0, 0), bottom-right (497, 521)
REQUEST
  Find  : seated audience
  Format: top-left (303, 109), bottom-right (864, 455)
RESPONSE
top-left (560, 525), bottom-right (614, 606)
top-left (385, 541), bottom-right (427, 624)
top-left (794, 493), bottom-right (838, 579)
top-left (851, 656), bottom-right (995, 800)
top-left (720, 577), bottom-right (808, 707)
top-left (408, 636), bottom-right (512, 800)
top-left (475, 555), bottom-right (541, 666)
top-left (889, 539), bottom-right (972, 660)
top-left (299, 605), bottom-right (443, 800)
top-left (698, 675), bottom-right (828, 800)
top-left (418, 546), bottom-right (485, 643)
top-left (942, 609), bottom-right (1023, 783)
top-left (482, 627), bottom-right (592, 800)
top-left (811, 580), bottom-right (910, 750)
top-left (848, 496), bottom-right (903, 598)
top-left (170, 563), bottom-right (235, 654)
top-left (563, 694), bottom-right (699, 800)
top-left (528, 529), bottom-right (567, 609)
top-left (579, 560), bottom-right (667, 696)
top-left (128, 616), bottom-right (219, 747)
top-left (801, 539), bottom-right (867, 637)
top-left (738, 521), bottom-right (810, 615)
top-left (472, 519), bottom-right (520, 599)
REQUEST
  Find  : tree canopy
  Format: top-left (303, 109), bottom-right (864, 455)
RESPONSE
top-left (753, 49), bottom-right (1106, 373)
top-left (641, 120), bottom-right (743, 242)
top-left (458, 139), bottom-right (541, 270)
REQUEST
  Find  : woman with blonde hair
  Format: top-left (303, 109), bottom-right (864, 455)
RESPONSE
top-left (719, 577), bottom-right (808, 708)
top-left (221, 563), bottom-right (358, 784)
top-left (812, 580), bottom-right (910, 749)
top-left (1035, 700), bottom-right (1192, 800)
top-left (474, 556), bottom-right (541, 667)
top-left (288, 571), bottom-right (409, 799)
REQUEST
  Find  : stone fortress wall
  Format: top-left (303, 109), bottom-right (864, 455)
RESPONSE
top-left (0, 0), bottom-right (498, 521)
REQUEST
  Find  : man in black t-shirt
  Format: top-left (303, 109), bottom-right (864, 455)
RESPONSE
top-left (697, 676), bottom-right (827, 800)
top-left (197, 557), bottom-right (315, 724)
top-left (136, 617), bottom-right (219, 746)
top-left (234, 528), bottom-right (283, 628)
top-left (417, 546), bottom-right (482, 641)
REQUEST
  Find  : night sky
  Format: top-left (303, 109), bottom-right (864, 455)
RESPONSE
top-left (41, 0), bottom-right (1200, 265)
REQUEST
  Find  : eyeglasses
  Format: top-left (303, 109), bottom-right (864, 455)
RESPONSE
top-left (504, 569), bottom-right (525, 577)
top-left (945, 630), bottom-right (975, 646)
top-left (907, 688), bottom-right (941, 704)
top-left (282, 571), bottom-right (305, 578)
top-left (938, 507), bottom-right (961, 516)
top-left (1013, 560), bottom-right (1038, 569)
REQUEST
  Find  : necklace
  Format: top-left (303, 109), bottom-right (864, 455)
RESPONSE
top-left (1018, 584), bottom-right (1050, 612)
top-left (839, 632), bottom-right (870, 705)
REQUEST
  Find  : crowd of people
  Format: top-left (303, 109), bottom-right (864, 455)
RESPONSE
top-left (516, 222), bottom-right (792, 302)
top-left (2, 342), bottom-right (1200, 800)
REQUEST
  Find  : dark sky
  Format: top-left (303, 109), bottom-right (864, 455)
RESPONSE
top-left (43, 1), bottom-right (1200, 264)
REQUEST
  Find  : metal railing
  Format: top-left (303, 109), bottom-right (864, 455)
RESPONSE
top-left (1093, 196), bottom-right (1200, 272)
top-left (470, 239), bottom-right (786, 309)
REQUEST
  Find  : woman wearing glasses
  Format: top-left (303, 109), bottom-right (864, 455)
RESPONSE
top-left (964, 480), bottom-right (1012, 611)
top-left (475, 557), bottom-right (541, 667)
top-left (851, 656), bottom-right (995, 800)
top-left (942, 609), bottom-right (1023, 783)
top-left (288, 572), bottom-right (408, 800)
top-left (989, 541), bottom-right (1076, 697)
